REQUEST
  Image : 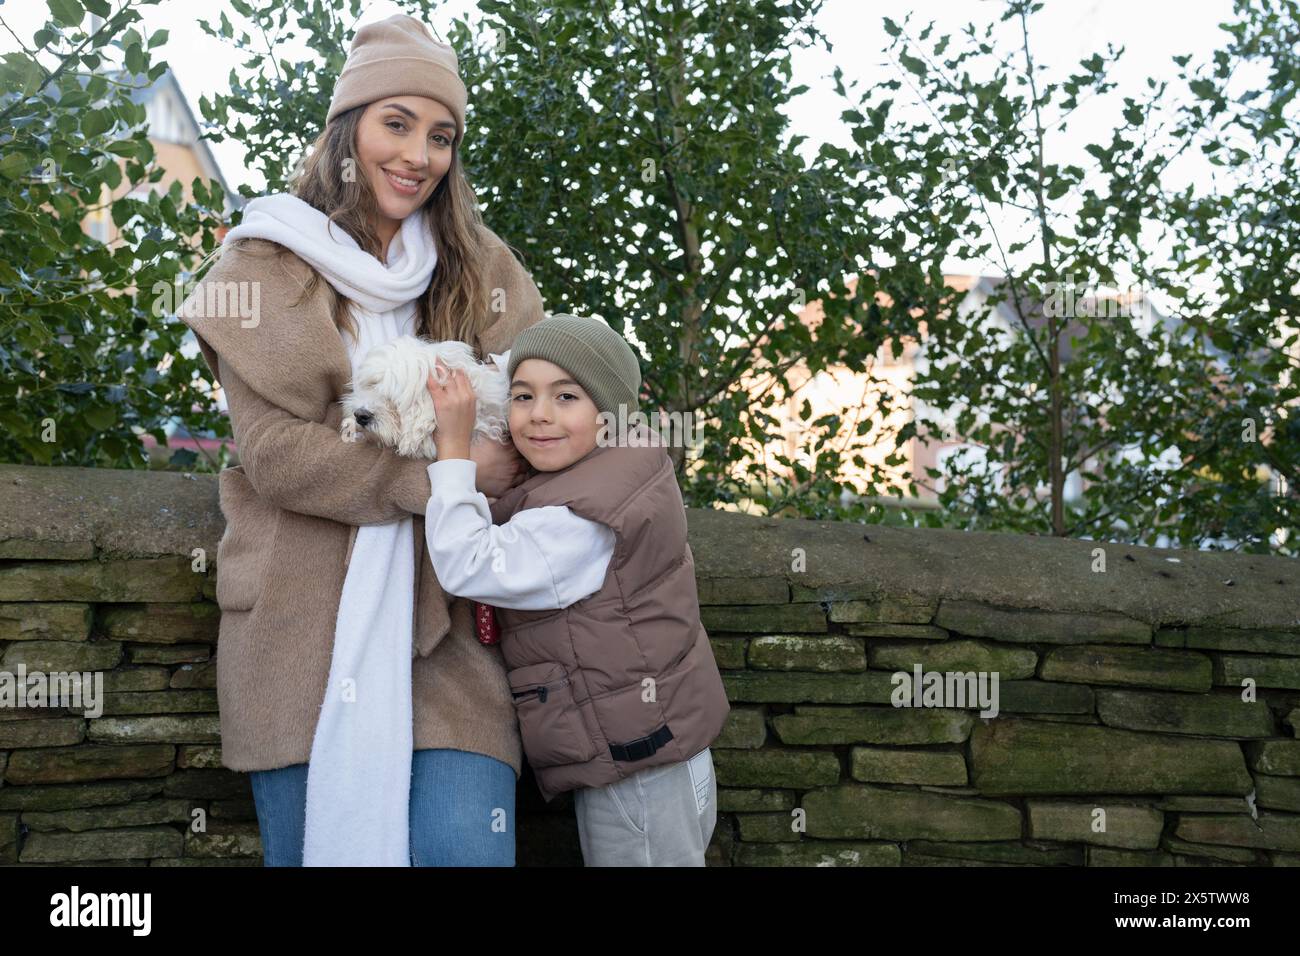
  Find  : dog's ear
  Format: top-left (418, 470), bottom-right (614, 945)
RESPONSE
top-left (388, 346), bottom-right (434, 459)
top-left (396, 397), bottom-right (433, 458)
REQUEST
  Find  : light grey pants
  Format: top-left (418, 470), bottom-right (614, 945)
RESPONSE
top-left (573, 748), bottom-right (716, 866)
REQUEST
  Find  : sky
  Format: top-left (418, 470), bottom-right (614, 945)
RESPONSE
top-left (3, 0), bottom-right (1243, 285)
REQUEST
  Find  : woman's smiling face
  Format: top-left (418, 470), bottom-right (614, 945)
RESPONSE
top-left (355, 95), bottom-right (456, 228)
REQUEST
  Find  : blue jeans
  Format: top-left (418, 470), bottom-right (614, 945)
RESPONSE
top-left (249, 748), bottom-right (516, 866)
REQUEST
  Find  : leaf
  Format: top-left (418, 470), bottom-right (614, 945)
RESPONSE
top-left (46, 0), bottom-right (84, 28)
top-left (111, 198), bottom-right (135, 227)
top-left (12, 55), bottom-right (45, 98)
top-left (169, 448), bottom-right (199, 468)
top-left (84, 405), bottom-right (117, 430)
top-left (101, 158), bottom-right (122, 190)
top-left (898, 51), bottom-right (927, 77)
top-left (0, 153), bottom-right (31, 180)
top-left (124, 42), bottom-right (145, 76)
top-left (61, 152), bottom-right (93, 175)
top-left (81, 107), bottom-right (113, 138)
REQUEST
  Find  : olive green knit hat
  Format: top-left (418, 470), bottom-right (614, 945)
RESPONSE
top-left (507, 314), bottom-right (642, 417)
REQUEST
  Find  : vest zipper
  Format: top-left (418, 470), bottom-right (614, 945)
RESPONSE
top-left (511, 676), bottom-right (571, 704)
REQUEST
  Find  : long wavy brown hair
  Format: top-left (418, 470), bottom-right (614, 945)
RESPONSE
top-left (201, 102), bottom-right (500, 356)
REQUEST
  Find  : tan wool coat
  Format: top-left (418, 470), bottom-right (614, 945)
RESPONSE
top-left (180, 224), bottom-right (546, 774)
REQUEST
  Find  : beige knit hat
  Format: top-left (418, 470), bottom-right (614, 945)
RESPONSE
top-left (326, 14), bottom-right (466, 145)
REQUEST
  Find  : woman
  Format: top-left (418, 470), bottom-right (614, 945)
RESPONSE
top-left (180, 14), bottom-right (545, 865)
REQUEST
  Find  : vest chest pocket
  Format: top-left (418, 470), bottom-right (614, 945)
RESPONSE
top-left (507, 661), bottom-right (598, 769)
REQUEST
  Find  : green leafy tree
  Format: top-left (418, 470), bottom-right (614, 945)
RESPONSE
top-left (1153, 0), bottom-right (1300, 552)
top-left (0, 0), bottom-right (229, 468)
top-left (198, 0), bottom-right (933, 520)
top-left (446, 0), bottom-right (935, 519)
top-left (12, 0), bottom-right (1293, 551)
top-left (859, 0), bottom-right (1297, 552)
top-left (195, 0), bottom-right (368, 195)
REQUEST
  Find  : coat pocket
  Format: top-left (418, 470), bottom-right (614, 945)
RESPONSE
top-left (507, 661), bottom-right (598, 769)
top-left (215, 465), bottom-right (281, 612)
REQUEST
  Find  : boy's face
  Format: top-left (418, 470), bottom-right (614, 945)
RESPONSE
top-left (508, 358), bottom-right (603, 471)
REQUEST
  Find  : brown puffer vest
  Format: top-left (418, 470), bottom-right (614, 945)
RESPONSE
top-left (487, 426), bottom-right (730, 802)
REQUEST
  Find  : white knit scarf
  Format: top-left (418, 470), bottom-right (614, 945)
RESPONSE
top-left (224, 193), bottom-right (436, 866)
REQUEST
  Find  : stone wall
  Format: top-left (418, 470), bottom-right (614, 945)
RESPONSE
top-left (1, 463), bottom-right (1298, 866)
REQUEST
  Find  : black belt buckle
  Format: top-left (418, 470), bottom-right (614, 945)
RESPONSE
top-left (610, 724), bottom-right (673, 762)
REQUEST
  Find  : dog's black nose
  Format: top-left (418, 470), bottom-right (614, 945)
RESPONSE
top-left (354, 410), bottom-right (373, 427)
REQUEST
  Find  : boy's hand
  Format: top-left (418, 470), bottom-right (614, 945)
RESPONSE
top-left (426, 360), bottom-right (476, 460)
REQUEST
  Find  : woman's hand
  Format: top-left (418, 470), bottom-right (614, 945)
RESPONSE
top-left (469, 434), bottom-right (529, 499)
top-left (426, 361), bottom-right (477, 460)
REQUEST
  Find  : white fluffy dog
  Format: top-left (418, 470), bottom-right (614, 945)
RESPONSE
top-left (340, 336), bottom-right (512, 459)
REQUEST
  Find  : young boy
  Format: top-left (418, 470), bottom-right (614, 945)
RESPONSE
top-left (423, 313), bottom-right (730, 866)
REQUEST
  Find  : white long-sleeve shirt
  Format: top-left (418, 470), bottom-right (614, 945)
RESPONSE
top-left (423, 458), bottom-right (616, 611)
